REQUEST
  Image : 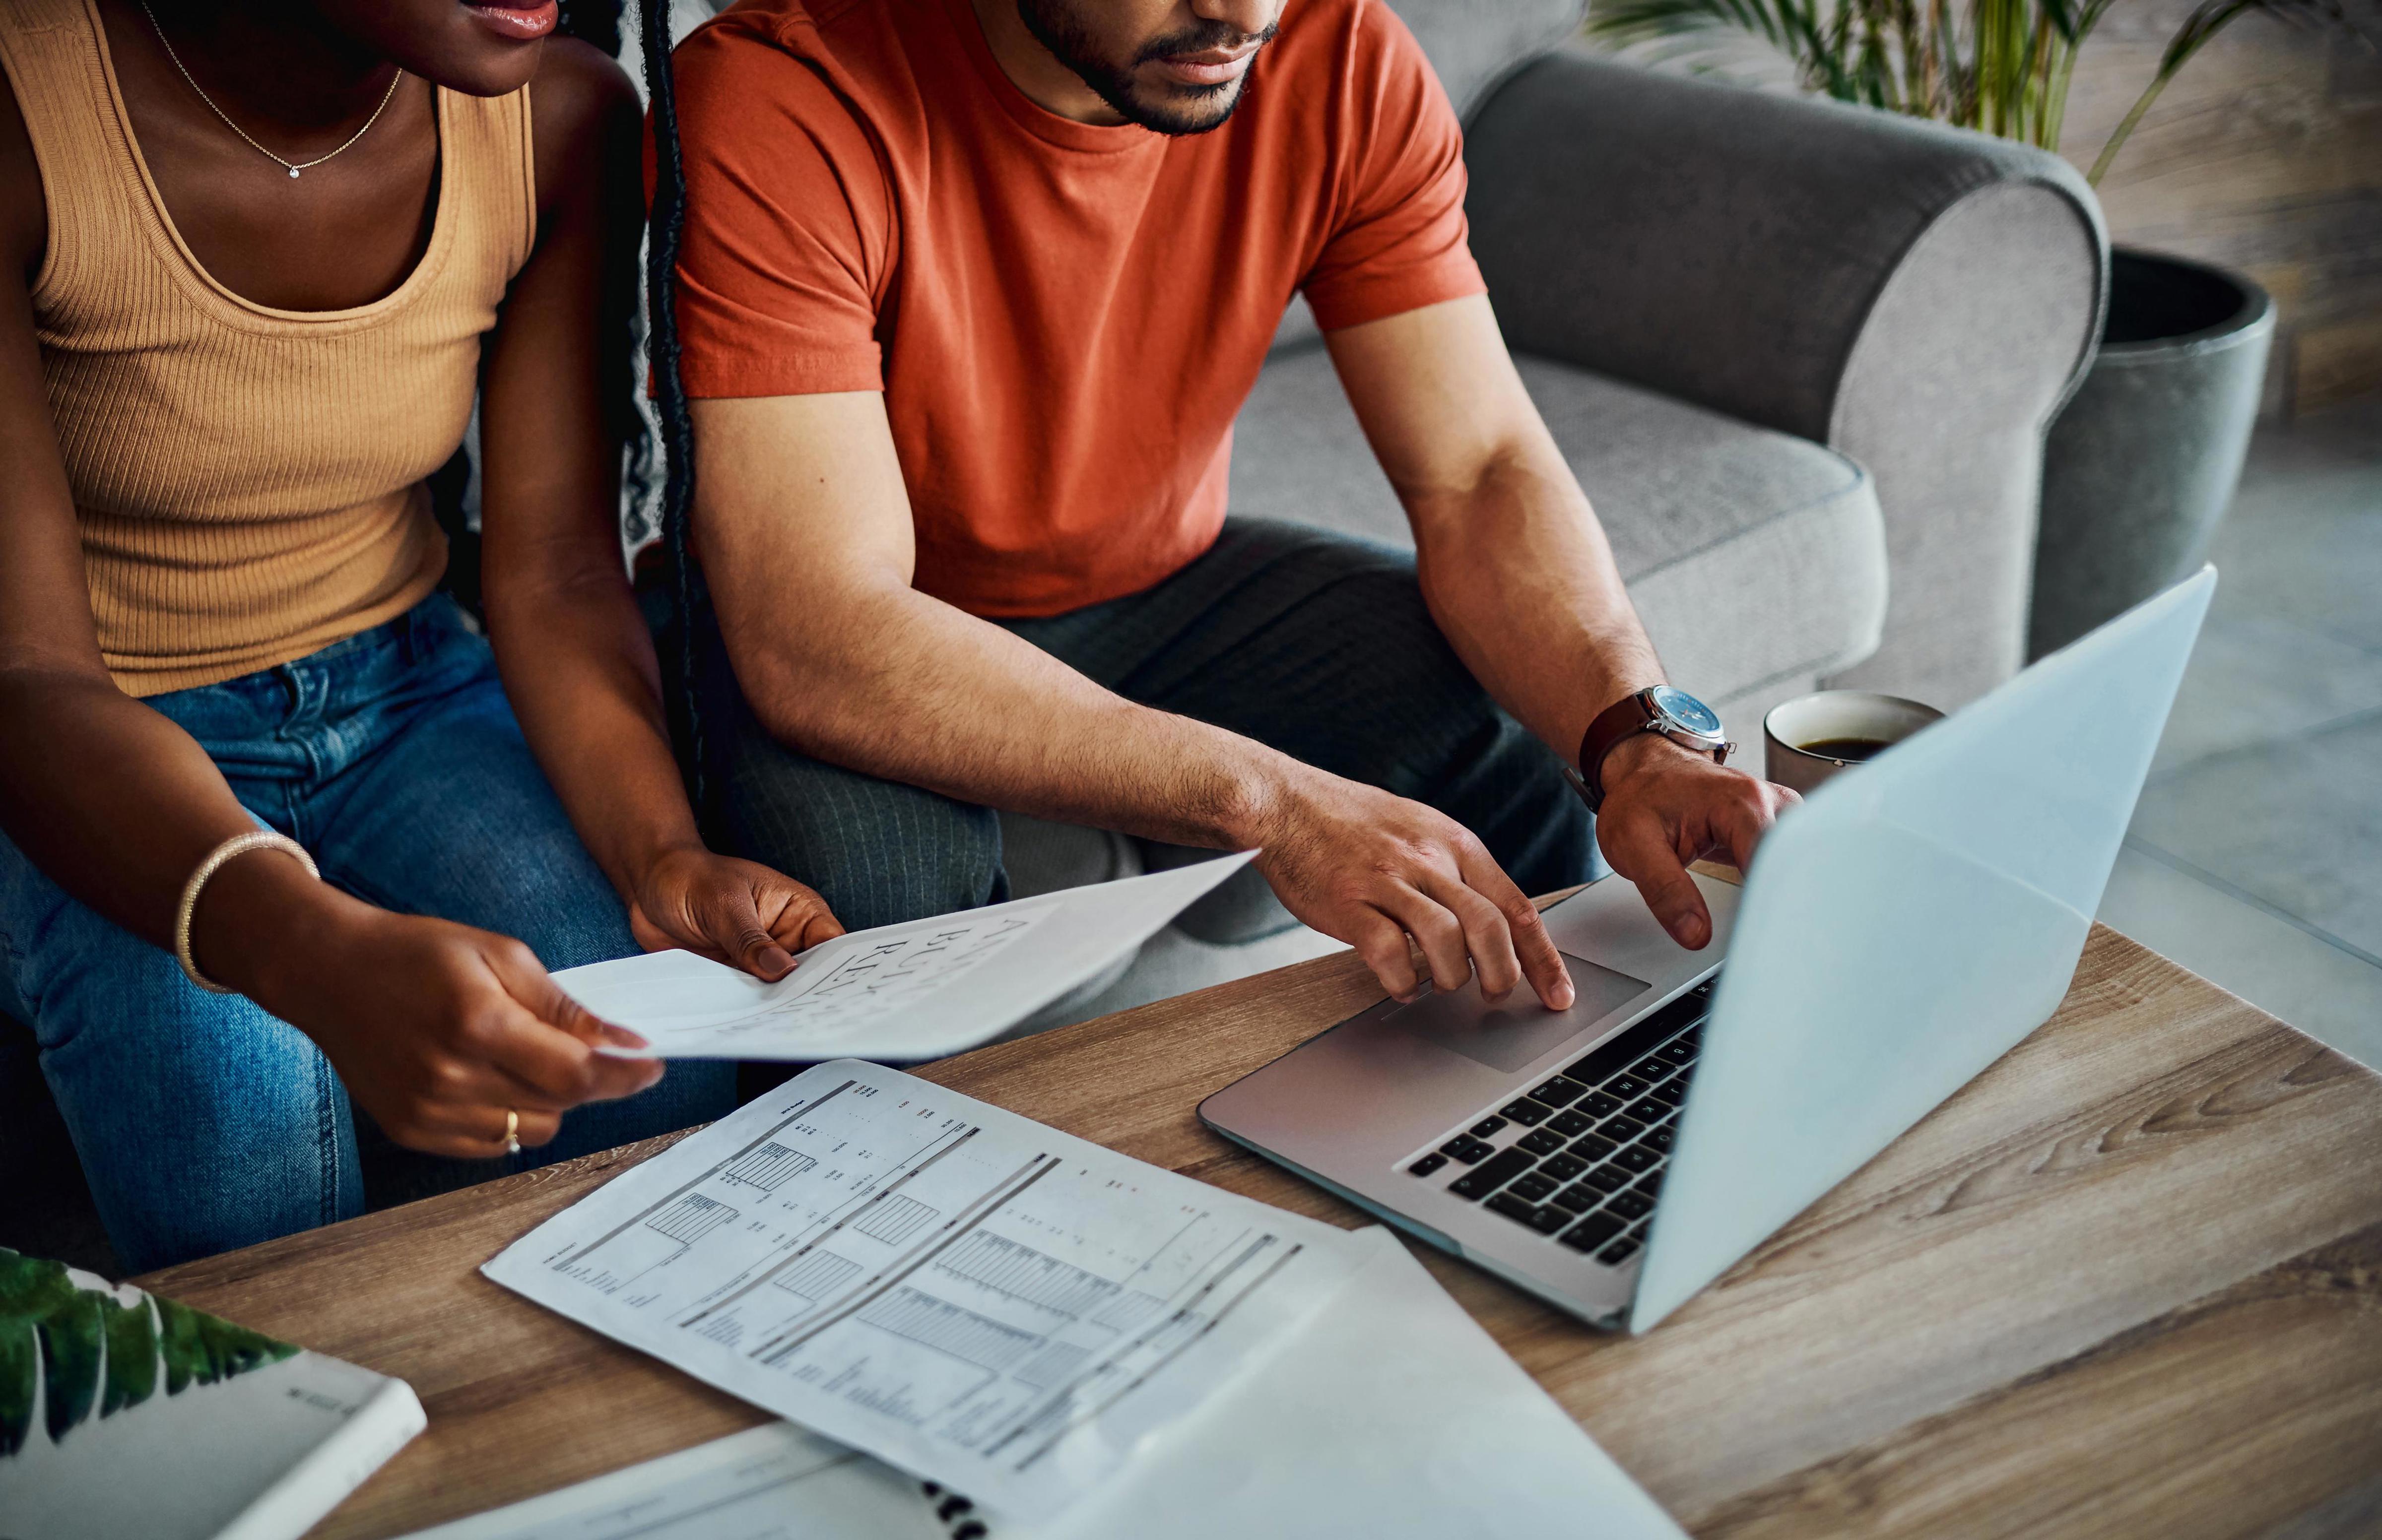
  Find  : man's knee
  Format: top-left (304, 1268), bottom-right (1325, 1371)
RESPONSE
top-left (715, 730), bottom-right (1001, 933)
top-left (672, 592), bottom-right (1001, 931)
top-left (1450, 713), bottom-right (1598, 897)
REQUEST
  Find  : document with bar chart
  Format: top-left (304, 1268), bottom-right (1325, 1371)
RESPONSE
top-left (554, 853), bottom-right (1257, 1061)
top-left (481, 1060), bottom-right (1366, 1520)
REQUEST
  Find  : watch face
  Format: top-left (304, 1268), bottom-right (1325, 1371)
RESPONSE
top-left (1648, 685), bottom-right (1722, 739)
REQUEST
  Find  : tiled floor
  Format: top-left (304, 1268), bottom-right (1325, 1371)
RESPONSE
top-left (2096, 397), bottom-right (2382, 1070)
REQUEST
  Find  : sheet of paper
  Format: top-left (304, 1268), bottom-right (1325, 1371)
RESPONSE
top-left (555, 853), bottom-right (1257, 1061)
top-left (481, 1059), bottom-right (1367, 1522)
top-left (396, 1424), bottom-right (942, 1540)
top-left (1032, 1227), bottom-right (1687, 1540)
top-left (437, 1230), bottom-right (1682, 1540)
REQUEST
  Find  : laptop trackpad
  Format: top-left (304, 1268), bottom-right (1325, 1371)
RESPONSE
top-left (1382, 952), bottom-right (1652, 1074)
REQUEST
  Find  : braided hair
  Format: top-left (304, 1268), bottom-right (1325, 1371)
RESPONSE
top-left (632, 0), bottom-right (708, 814)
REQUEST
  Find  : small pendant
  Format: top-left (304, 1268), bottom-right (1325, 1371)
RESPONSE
top-left (288, 167), bottom-right (300, 179)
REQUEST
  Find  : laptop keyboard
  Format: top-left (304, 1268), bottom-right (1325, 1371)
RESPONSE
top-left (1405, 978), bottom-right (1712, 1267)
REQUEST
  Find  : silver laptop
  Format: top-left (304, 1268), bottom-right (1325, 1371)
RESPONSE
top-left (1201, 569), bottom-right (2215, 1332)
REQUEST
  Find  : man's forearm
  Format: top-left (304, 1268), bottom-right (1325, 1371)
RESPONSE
top-left (721, 578), bottom-right (1300, 851)
top-left (1411, 443), bottom-right (1666, 766)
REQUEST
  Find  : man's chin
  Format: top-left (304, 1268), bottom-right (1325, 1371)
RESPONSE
top-left (1114, 80), bottom-right (1245, 135)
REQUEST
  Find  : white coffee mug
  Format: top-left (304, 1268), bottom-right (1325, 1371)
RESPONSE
top-left (1763, 691), bottom-right (1944, 795)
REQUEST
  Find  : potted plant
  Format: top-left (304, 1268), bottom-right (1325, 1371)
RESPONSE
top-left (1585, 0), bottom-right (2374, 654)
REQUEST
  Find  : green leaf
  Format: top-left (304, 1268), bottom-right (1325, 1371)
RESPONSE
top-left (99, 1294), bottom-right (158, 1418)
top-left (0, 1248), bottom-right (77, 1320)
top-left (155, 1296), bottom-right (297, 1395)
top-left (0, 1249), bottom-right (76, 1456)
top-left (0, 1320), bottom-right (33, 1458)
top-left (36, 1292), bottom-right (102, 1444)
top-left (0, 1250), bottom-right (106, 1447)
top-left (0, 1249), bottom-right (300, 1453)
top-left (157, 1294), bottom-right (203, 1396)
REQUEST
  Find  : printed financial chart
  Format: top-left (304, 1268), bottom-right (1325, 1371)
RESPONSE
top-left (485, 1062), bottom-right (1362, 1518)
top-left (633, 902), bottom-right (1059, 1055)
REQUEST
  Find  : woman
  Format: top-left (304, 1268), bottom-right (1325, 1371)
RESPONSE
top-left (0, 0), bottom-right (842, 1274)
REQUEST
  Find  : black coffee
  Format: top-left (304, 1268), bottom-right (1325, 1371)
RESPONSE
top-left (1798, 736), bottom-right (1895, 763)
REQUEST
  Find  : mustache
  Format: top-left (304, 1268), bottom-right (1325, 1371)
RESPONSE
top-left (1133, 18), bottom-right (1278, 64)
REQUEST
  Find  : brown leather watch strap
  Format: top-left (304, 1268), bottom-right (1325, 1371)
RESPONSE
top-left (1574, 689), bottom-right (1660, 814)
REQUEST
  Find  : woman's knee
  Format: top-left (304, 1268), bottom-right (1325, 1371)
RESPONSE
top-left (31, 947), bottom-right (362, 1269)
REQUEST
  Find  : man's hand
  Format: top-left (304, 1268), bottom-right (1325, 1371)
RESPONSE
top-left (1592, 734), bottom-right (1799, 949)
top-left (626, 847), bottom-right (846, 981)
top-left (244, 900), bottom-right (667, 1160)
top-left (1250, 766), bottom-right (1576, 1009)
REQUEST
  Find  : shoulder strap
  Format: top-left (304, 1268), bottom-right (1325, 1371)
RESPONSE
top-left (0, 0), bottom-right (145, 306)
top-left (434, 82), bottom-right (538, 287)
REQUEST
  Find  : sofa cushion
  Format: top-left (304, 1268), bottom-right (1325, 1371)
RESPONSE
top-left (1227, 344), bottom-right (1888, 707)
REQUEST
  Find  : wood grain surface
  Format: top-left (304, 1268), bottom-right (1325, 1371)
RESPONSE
top-left (138, 921), bottom-right (2382, 1539)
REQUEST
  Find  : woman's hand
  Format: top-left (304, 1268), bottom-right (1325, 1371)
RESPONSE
top-left (625, 846), bottom-right (845, 981)
top-left (207, 873), bottom-right (669, 1160)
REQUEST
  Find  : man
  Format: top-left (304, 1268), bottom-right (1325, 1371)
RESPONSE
top-left (659, 0), bottom-right (1795, 1011)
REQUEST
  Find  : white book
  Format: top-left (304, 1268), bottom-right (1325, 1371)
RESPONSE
top-left (0, 1248), bottom-right (425, 1540)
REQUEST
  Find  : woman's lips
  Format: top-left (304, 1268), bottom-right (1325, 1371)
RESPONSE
top-left (463, 0), bottom-right (558, 41)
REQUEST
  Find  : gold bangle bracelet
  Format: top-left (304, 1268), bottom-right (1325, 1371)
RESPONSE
top-left (174, 831), bottom-right (321, 994)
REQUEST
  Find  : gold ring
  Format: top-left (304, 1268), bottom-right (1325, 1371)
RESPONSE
top-left (504, 1107), bottom-right (521, 1155)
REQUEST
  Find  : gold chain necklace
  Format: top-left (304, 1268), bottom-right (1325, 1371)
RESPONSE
top-left (138, 1), bottom-right (405, 180)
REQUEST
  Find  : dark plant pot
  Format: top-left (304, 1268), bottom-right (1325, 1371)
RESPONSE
top-left (2028, 248), bottom-right (2276, 659)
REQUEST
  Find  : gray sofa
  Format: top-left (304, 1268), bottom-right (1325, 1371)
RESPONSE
top-left (1002, 7), bottom-right (2107, 1021)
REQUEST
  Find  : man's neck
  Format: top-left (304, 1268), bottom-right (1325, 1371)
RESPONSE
top-left (966, 0), bottom-right (1127, 126)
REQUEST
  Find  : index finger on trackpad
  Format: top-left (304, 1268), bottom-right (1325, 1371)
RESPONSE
top-left (1380, 953), bottom-right (1651, 1074)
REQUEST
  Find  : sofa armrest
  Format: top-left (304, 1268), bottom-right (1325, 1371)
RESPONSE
top-left (1466, 50), bottom-right (2107, 708)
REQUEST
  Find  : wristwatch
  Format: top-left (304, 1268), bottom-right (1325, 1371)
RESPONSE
top-left (1565, 685), bottom-right (1733, 814)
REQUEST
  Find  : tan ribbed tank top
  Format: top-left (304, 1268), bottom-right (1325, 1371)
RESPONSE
top-left (0, 0), bottom-right (536, 695)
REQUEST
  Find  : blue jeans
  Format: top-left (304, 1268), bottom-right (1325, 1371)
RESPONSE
top-left (0, 596), bottom-right (733, 1273)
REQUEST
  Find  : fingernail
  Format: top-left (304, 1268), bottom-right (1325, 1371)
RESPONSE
top-left (1553, 982), bottom-right (1576, 1009)
top-left (603, 1024), bottom-right (651, 1049)
top-left (759, 946), bottom-right (794, 974)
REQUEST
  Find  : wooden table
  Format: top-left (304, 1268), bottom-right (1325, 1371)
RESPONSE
top-left (141, 920), bottom-right (2382, 1538)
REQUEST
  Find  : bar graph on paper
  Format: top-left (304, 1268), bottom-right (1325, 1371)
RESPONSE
top-left (483, 1062), bottom-right (1366, 1517)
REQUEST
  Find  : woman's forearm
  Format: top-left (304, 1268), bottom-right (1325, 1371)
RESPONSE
top-left (0, 664), bottom-right (367, 994)
top-left (0, 666), bottom-right (272, 943)
top-left (482, 570), bottom-right (712, 901)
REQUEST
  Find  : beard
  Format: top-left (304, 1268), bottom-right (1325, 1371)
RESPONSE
top-left (1014, 0), bottom-right (1274, 135)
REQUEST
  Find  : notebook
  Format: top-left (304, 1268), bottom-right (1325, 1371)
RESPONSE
top-left (0, 1248), bottom-right (425, 1540)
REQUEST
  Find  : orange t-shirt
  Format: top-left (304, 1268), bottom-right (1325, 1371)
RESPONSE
top-left (668, 0), bottom-right (1483, 617)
